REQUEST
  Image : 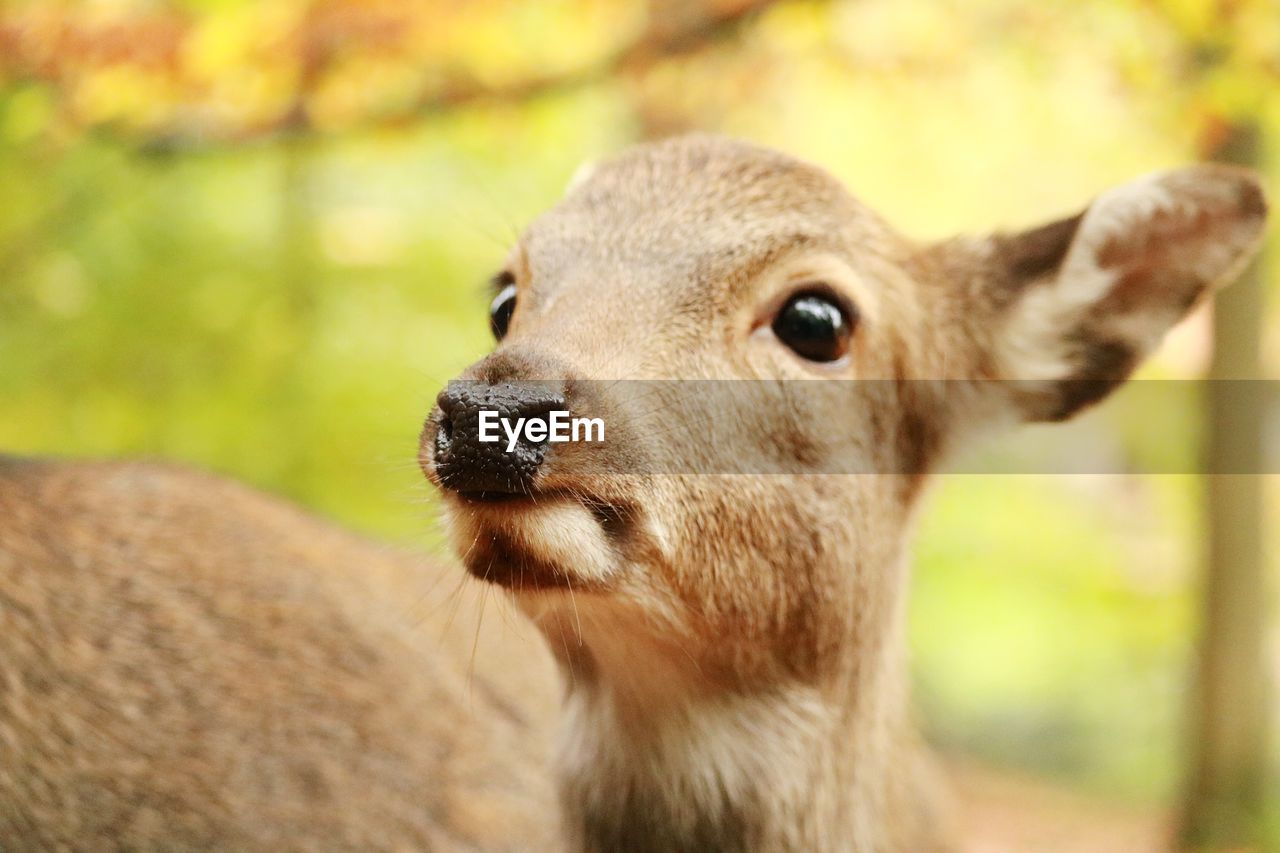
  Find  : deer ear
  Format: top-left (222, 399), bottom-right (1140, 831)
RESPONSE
top-left (565, 159), bottom-right (598, 195)
top-left (988, 166), bottom-right (1267, 421)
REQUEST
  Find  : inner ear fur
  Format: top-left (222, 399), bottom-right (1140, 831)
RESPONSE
top-left (984, 165), bottom-right (1268, 422)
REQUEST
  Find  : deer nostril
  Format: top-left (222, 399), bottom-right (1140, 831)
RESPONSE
top-left (435, 410), bottom-right (454, 457)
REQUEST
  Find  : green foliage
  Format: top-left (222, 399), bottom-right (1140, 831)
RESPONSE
top-left (914, 475), bottom-right (1199, 802)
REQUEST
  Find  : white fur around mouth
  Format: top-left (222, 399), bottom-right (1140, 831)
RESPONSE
top-left (442, 492), bottom-right (619, 591)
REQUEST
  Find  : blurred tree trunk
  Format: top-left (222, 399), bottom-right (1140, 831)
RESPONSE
top-left (1180, 119), bottom-right (1271, 848)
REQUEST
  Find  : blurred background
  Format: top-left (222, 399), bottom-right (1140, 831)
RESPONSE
top-left (0, 0), bottom-right (1276, 848)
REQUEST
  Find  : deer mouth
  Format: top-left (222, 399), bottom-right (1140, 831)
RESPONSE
top-left (441, 488), bottom-right (631, 592)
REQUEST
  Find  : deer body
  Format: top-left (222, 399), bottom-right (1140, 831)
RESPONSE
top-left (0, 458), bottom-right (562, 850)
top-left (1, 135), bottom-right (1267, 851)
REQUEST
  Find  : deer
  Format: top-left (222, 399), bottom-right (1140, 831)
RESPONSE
top-left (0, 457), bottom-right (565, 849)
top-left (0, 134), bottom-right (1267, 851)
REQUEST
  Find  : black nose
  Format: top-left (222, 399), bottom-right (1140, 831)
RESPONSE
top-left (432, 381), bottom-right (566, 496)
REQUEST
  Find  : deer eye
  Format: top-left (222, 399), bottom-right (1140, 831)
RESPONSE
top-left (489, 281), bottom-right (517, 340)
top-left (771, 290), bottom-right (855, 363)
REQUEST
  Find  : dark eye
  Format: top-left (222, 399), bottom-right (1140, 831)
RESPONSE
top-left (771, 289), bottom-right (855, 363)
top-left (489, 280), bottom-right (517, 340)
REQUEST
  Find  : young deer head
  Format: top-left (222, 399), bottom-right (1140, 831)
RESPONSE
top-left (421, 135), bottom-right (1267, 851)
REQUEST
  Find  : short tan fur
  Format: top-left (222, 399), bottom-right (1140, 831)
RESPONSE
top-left (1, 134), bottom-right (1267, 851)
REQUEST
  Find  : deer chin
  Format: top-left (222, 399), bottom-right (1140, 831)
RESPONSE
top-left (441, 490), bottom-right (622, 592)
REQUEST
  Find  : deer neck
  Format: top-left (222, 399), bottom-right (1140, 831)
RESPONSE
top-left (523, 574), bottom-right (937, 852)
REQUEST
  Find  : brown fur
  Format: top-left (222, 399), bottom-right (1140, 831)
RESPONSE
top-left (0, 134), bottom-right (1267, 851)
top-left (0, 457), bottom-right (561, 850)
top-left (425, 136), bottom-right (1267, 851)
